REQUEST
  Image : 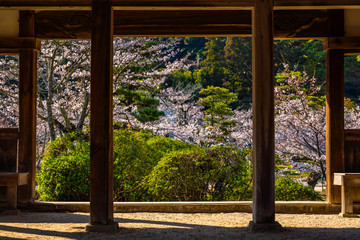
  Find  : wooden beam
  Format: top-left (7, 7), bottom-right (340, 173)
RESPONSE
top-left (0, 173), bottom-right (29, 186)
top-left (324, 37), bottom-right (360, 50)
top-left (0, 0), bottom-right (92, 10)
top-left (274, 10), bottom-right (328, 39)
top-left (114, 10), bottom-right (251, 36)
top-left (0, 0), bottom-right (255, 10)
top-left (17, 11), bottom-right (38, 203)
top-left (274, 0), bottom-right (360, 10)
top-left (0, 128), bottom-right (19, 140)
top-left (34, 10), bottom-right (329, 39)
top-left (2, 0), bottom-right (360, 10)
top-left (326, 10), bottom-right (345, 204)
top-left (86, 0), bottom-right (118, 233)
top-left (0, 37), bottom-right (40, 51)
top-left (112, 0), bottom-right (255, 10)
top-left (344, 129), bottom-right (360, 142)
top-left (35, 10), bottom-right (251, 38)
top-left (250, 0), bottom-right (281, 231)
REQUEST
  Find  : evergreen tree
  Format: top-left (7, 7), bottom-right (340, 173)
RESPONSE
top-left (194, 37), bottom-right (226, 88)
top-left (223, 37), bottom-right (252, 108)
top-left (198, 86), bottom-right (237, 142)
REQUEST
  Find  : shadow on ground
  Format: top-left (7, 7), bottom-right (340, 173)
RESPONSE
top-left (0, 212), bottom-right (359, 240)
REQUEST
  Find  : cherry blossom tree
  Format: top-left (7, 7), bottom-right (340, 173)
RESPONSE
top-left (144, 83), bottom-right (204, 144)
top-left (274, 66), bottom-right (360, 186)
top-left (0, 55), bottom-right (19, 128)
top-left (0, 38), bottom-right (186, 158)
top-left (112, 38), bottom-right (188, 127)
top-left (38, 40), bottom-right (91, 141)
top-left (274, 67), bottom-right (326, 185)
top-left (142, 84), bottom-right (253, 148)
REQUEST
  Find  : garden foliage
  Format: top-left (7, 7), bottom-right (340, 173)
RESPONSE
top-left (37, 129), bottom-right (320, 201)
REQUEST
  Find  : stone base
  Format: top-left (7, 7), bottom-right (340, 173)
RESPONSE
top-left (85, 222), bottom-right (119, 233)
top-left (339, 213), bottom-right (359, 218)
top-left (248, 221), bottom-right (283, 233)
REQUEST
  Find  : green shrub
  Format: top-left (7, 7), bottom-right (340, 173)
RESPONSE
top-left (37, 154), bottom-right (90, 201)
top-left (37, 129), bottom-right (193, 201)
top-left (146, 146), bottom-right (252, 201)
top-left (37, 130), bottom-right (321, 202)
top-left (37, 132), bottom-right (90, 201)
top-left (41, 132), bottom-right (89, 162)
top-left (112, 129), bottom-right (194, 201)
top-left (275, 177), bottom-right (321, 201)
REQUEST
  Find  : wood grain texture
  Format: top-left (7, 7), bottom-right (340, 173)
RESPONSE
top-left (0, 128), bottom-right (18, 173)
top-left (35, 10), bottom-right (252, 38)
top-left (0, 37), bottom-right (40, 51)
top-left (0, 128), bottom-right (19, 140)
top-left (252, 0), bottom-right (275, 224)
top-left (0, 173), bottom-right (29, 186)
top-left (325, 9), bottom-right (345, 204)
top-left (324, 37), bottom-right (360, 50)
top-left (89, 0), bottom-right (115, 226)
top-left (17, 11), bottom-right (37, 203)
top-left (0, 0), bottom-right (255, 10)
top-left (344, 130), bottom-right (360, 173)
top-left (333, 173), bottom-right (360, 215)
top-left (0, 171), bottom-right (29, 210)
top-left (274, 0), bottom-right (360, 10)
top-left (0, 0), bottom-right (92, 10)
top-left (114, 10), bottom-right (251, 36)
top-left (34, 10), bottom-right (328, 38)
top-left (326, 49), bottom-right (344, 204)
top-left (1, 0), bottom-right (360, 10)
top-left (274, 10), bottom-right (328, 38)
top-left (342, 176), bottom-right (353, 214)
top-left (344, 129), bottom-right (360, 141)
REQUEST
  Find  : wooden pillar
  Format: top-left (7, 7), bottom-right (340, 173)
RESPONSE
top-left (18, 11), bottom-right (37, 203)
top-left (249, 0), bottom-right (281, 231)
top-left (86, 0), bottom-right (118, 232)
top-left (326, 10), bottom-right (345, 204)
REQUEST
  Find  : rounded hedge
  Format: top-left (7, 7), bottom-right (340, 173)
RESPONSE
top-left (37, 155), bottom-right (90, 201)
top-left (275, 177), bottom-right (321, 201)
top-left (37, 129), bottom-right (322, 202)
top-left (37, 132), bottom-right (90, 201)
top-left (146, 146), bottom-right (253, 201)
top-left (37, 129), bottom-right (193, 201)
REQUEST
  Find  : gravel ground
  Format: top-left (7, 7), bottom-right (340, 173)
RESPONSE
top-left (0, 212), bottom-right (359, 240)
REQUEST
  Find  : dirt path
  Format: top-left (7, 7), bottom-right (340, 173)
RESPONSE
top-left (0, 212), bottom-right (359, 239)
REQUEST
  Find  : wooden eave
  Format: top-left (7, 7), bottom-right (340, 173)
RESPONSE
top-left (0, 0), bottom-right (360, 10)
top-left (34, 9), bottom-right (329, 39)
top-left (274, 0), bottom-right (360, 10)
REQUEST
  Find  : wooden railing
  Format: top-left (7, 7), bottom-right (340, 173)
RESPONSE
top-left (0, 128), bottom-right (29, 214)
top-left (344, 129), bottom-right (360, 173)
top-left (343, 129), bottom-right (360, 206)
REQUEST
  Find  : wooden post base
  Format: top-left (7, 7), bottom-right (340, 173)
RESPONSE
top-left (85, 222), bottom-right (119, 233)
top-left (339, 213), bottom-right (359, 218)
top-left (248, 221), bottom-right (283, 233)
top-left (334, 173), bottom-right (360, 216)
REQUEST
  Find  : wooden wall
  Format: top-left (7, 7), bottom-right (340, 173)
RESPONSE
top-left (0, 128), bottom-right (18, 203)
top-left (344, 129), bottom-right (360, 202)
